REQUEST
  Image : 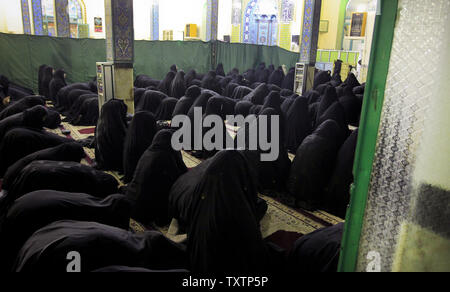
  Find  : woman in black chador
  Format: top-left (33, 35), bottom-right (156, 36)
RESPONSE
top-left (268, 67), bottom-right (285, 88)
top-left (186, 90), bottom-right (216, 122)
top-left (41, 66), bottom-right (54, 98)
top-left (0, 191), bottom-right (131, 272)
top-left (95, 99), bottom-right (128, 172)
top-left (2, 142), bottom-right (85, 191)
top-left (0, 96), bottom-right (45, 121)
top-left (282, 67), bottom-right (295, 90)
top-left (324, 129), bottom-right (359, 218)
top-left (136, 90), bottom-right (167, 114)
top-left (201, 71), bottom-right (222, 94)
top-left (235, 108), bottom-right (291, 193)
top-left (123, 111), bottom-right (158, 184)
top-left (13, 220), bottom-right (187, 272)
top-left (289, 223), bottom-right (344, 272)
top-left (0, 160), bottom-right (119, 214)
top-left (170, 70), bottom-right (186, 99)
top-left (72, 97), bottom-right (99, 126)
top-left (184, 70), bottom-right (197, 88)
top-left (169, 150), bottom-right (270, 272)
top-left (231, 85), bottom-right (252, 100)
top-left (44, 108), bottom-right (61, 129)
top-left (61, 89), bottom-right (94, 115)
top-left (157, 71), bottom-right (176, 95)
top-left (0, 105), bottom-right (48, 140)
top-left (171, 85), bottom-right (201, 117)
top-left (55, 83), bottom-right (91, 111)
top-left (285, 97), bottom-right (312, 153)
top-left (316, 86), bottom-right (338, 126)
top-left (223, 82), bottom-right (239, 98)
top-left (64, 93), bottom-right (97, 123)
top-left (156, 97), bottom-right (178, 121)
top-left (0, 128), bottom-right (72, 177)
top-left (234, 100), bottom-right (254, 117)
top-left (127, 130), bottom-right (188, 227)
top-left (313, 70), bottom-right (331, 89)
top-left (287, 120), bottom-right (345, 211)
top-left (38, 65), bottom-right (48, 96)
top-left (48, 69), bottom-right (67, 102)
top-left (216, 63), bottom-right (226, 77)
top-left (243, 83), bottom-right (269, 105)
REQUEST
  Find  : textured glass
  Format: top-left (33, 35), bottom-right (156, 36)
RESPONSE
top-left (356, 0), bottom-right (450, 272)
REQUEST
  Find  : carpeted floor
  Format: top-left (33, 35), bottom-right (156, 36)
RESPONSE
top-left (48, 119), bottom-right (344, 251)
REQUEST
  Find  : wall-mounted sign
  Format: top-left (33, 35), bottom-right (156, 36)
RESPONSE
top-left (319, 20), bottom-right (329, 32)
top-left (350, 12), bottom-right (367, 37)
top-left (94, 17), bottom-right (103, 33)
top-left (281, 0), bottom-right (295, 23)
top-left (232, 0), bottom-right (242, 25)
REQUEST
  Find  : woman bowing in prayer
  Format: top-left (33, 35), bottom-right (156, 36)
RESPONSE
top-left (0, 160), bottom-right (119, 215)
top-left (0, 128), bottom-right (72, 177)
top-left (13, 220), bottom-right (187, 272)
top-left (0, 105), bottom-right (48, 141)
top-left (1, 142), bottom-right (85, 191)
top-left (0, 191), bottom-right (132, 272)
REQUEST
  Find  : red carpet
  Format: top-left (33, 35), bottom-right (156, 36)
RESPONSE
top-left (78, 128), bottom-right (96, 135)
top-left (265, 230), bottom-right (303, 252)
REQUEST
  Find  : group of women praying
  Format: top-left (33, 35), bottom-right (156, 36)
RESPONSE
top-left (0, 61), bottom-right (364, 272)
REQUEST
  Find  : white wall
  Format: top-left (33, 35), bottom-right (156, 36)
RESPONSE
top-left (218, 0), bottom-right (232, 41)
top-left (0, 0), bottom-right (8, 32)
top-left (0, 0), bottom-right (24, 34)
top-left (290, 0), bottom-right (304, 37)
top-left (133, 0), bottom-right (152, 40)
top-left (85, 0), bottom-right (106, 39)
top-left (159, 0), bottom-right (206, 40)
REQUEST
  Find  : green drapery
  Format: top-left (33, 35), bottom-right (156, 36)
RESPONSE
top-left (0, 33), bottom-right (299, 93)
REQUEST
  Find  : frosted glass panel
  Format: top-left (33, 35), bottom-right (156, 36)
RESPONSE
top-left (356, 0), bottom-right (450, 272)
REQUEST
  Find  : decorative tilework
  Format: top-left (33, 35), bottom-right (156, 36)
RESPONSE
top-left (243, 0), bottom-right (278, 46)
top-left (106, 0), bottom-right (134, 63)
top-left (254, 15), bottom-right (277, 46)
top-left (243, 0), bottom-right (258, 43)
top-left (299, 0), bottom-right (321, 64)
top-left (206, 0), bottom-right (218, 41)
top-left (68, 0), bottom-right (82, 21)
top-left (32, 0), bottom-right (45, 35)
top-left (281, 0), bottom-right (294, 23)
top-left (21, 0), bottom-right (32, 34)
top-left (55, 0), bottom-right (70, 37)
top-left (151, 0), bottom-right (159, 40)
top-left (232, 0), bottom-right (242, 25)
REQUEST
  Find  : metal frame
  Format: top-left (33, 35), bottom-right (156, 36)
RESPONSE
top-left (96, 62), bottom-right (115, 112)
top-left (338, 0), bottom-right (399, 272)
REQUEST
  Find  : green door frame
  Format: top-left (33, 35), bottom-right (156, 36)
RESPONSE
top-left (338, 0), bottom-right (398, 272)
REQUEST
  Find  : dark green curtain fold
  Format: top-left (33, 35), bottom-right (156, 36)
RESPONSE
top-left (0, 33), bottom-right (299, 93)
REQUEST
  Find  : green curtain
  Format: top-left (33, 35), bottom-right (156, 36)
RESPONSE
top-left (134, 40), bottom-right (211, 80)
top-left (0, 33), bottom-right (300, 93)
top-left (0, 33), bottom-right (105, 93)
top-left (216, 42), bottom-right (299, 74)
